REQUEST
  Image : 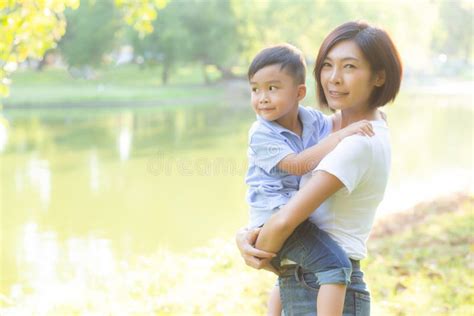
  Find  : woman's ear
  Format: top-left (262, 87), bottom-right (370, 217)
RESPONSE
top-left (374, 70), bottom-right (386, 87)
top-left (297, 84), bottom-right (307, 100)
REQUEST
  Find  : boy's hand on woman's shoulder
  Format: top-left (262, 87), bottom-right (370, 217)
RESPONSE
top-left (337, 120), bottom-right (374, 140)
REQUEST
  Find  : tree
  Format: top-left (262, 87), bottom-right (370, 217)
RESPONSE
top-left (115, 0), bottom-right (168, 37)
top-left (128, 1), bottom-right (191, 84)
top-left (130, 0), bottom-right (245, 84)
top-left (432, 0), bottom-right (473, 63)
top-left (0, 0), bottom-right (168, 102)
top-left (180, 0), bottom-right (242, 82)
top-left (0, 0), bottom-right (79, 98)
top-left (58, 0), bottom-right (120, 77)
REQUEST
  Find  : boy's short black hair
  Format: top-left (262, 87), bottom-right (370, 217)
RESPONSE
top-left (248, 43), bottom-right (306, 85)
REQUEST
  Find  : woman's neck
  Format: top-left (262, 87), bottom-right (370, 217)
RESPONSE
top-left (340, 107), bottom-right (379, 128)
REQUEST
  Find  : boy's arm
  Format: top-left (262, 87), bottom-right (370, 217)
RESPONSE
top-left (277, 120), bottom-right (373, 176)
top-left (255, 171), bottom-right (344, 252)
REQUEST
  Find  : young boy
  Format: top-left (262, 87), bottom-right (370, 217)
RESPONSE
top-left (245, 44), bottom-right (374, 315)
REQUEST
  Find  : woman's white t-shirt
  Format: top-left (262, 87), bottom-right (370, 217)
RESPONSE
top-left (301, 120), bottom-right (391, 260)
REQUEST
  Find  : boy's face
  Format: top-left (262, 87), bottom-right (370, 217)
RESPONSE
top-left (249, 64), bottom-right (306, 124)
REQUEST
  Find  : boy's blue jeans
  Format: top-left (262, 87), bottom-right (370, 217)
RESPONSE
top-left (270, 220), bottom-right (352, 286)
top-left (278, 260), bottom-right (370, 315)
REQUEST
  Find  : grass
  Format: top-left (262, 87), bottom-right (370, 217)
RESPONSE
top-left (3, 65), bottom-right (228, 107)
top-left (0, 192), bottom-right (472, 315)
top-left (366, 192), bottom-right (474, 315)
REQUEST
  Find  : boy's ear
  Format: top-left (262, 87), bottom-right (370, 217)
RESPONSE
top-left (374, 70), bottom-right (386, 87)
top-left (297, 84), bottom-right (307, 100)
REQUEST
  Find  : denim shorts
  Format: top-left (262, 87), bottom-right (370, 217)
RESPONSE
top-left (279, 260), bottom-right (370, 316)
top-left (270, 220), bottom-right (352, 286)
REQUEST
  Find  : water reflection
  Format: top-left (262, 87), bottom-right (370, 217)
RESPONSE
top-left (66, 237), bottom-right (116, 277)
top-left (117, 112), bottom-right (133, 161)
top-left (26, 158), bottom-right (51, 209)
top-left (89, 150), bottom-right (100, 192)
top-left (0, 116), bottom-right (8, 152)
top-left (21, 223), bottom-right (59, 287)
top-left (14, 167), bottom-right (24, 193)
top-left (16, 222), bottom-right (116, 298)
top-left (174, 109), bottom-right (186, 143)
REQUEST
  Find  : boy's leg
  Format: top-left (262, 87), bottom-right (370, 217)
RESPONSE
top-left (276, 220), bottom-right (352, 314)
top-left (317, 284), bottom-right (346, 316)
top-left (279, 261), bottom-right (371, 315)
top-left (277, 220), bottom-right (352, 283)
top-left (267, 284), bottom-right (282, 316)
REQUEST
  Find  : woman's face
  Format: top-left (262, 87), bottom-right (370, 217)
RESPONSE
top-left (320, 40), bottom-right (384, 112)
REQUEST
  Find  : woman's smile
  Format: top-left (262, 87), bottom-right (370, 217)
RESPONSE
top-left (327, 90), bottom-right (349, 98)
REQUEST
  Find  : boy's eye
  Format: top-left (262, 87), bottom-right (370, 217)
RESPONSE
top-left (269, 85), bottom-right (278, 91)
top-left (251, 87), bottom-right (258, 92)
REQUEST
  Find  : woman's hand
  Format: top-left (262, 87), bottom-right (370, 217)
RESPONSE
top-left (235, 227), bottom-right (279, 274)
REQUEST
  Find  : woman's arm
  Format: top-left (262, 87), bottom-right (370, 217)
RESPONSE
top-left (235, 227), bottom-right (279, 274)
top-left (255, 171), bottom-right (344, 253)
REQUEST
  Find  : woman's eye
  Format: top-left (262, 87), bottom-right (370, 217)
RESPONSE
top-left (251, 87), bottom-right (258, 92)
top-left (269, 85), bottom-right (278, 91)
top-left (344, 64), bottom-right (356, 69)
top-left (322, 62), bottom-right (332, 68)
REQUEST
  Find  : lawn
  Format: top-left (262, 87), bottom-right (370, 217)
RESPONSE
top-left (3, 65), bottom-right (229, 107)
top-left (366, 192), bottom-right (473, 315)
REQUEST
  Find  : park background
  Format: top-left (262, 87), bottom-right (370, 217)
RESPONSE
top-left (0, 0), bottom-right (472, 315)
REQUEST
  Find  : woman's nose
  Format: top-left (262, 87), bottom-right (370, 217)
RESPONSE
top-left (329, 68), bottom-right (342, 84)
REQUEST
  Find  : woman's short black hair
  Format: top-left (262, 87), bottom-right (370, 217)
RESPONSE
top-left (248, 43), bottom-right (306, 85)
top-left (314, 21), bottom-right (403, 108)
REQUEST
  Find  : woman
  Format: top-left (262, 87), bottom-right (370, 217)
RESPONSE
top-left (236, 21), bottom-right (402, 315)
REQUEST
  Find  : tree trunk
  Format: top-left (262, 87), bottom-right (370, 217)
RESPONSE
top-left (162, 63), bottom-right (169, 85)
top-left (36, 50), bottom-right (52, 71)
top-left (202, 64), bottom-right (211, 84)
top-left (216, 65), bottom-right (238, 80)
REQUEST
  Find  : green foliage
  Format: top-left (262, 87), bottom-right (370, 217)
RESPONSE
top-left (431, 0), bottom-right (473, 61)
top-left (1, 0), bottom-right (472, 103)
top-left (128, 0), bottom-right (249, 84)
top-left (0, 0), bottom-right (79, 98)
top-left (59, 0), bottom-right (120, 69)
top-left (114, 0), bottom-right (168, 36)
top-left (0, 0), bottom-right (169, 101)
top-left (127, 1), bottom-right (191, 84)
top-left (180, 0), bottom-right (240, 70)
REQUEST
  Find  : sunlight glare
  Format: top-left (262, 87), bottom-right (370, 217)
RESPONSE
top-left (26, 158), bottom-right (51, 209)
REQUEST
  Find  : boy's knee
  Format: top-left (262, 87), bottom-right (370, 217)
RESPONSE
top-left (316, 255), bottom-right (352, 285)
top-left (316, 266), bottom-right (352, 286)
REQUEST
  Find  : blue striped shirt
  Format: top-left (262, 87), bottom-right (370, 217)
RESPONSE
top-left (246, 105), bottom-right (332, 228)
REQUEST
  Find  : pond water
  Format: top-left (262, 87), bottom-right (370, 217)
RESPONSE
top-left (0, 92), bottom-right (472, 294)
